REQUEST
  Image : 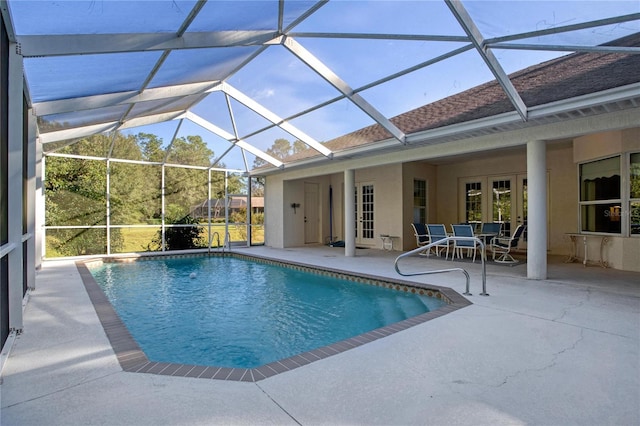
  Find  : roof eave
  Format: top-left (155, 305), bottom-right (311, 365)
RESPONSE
top-left (252, 82), bottom-right (640, 175)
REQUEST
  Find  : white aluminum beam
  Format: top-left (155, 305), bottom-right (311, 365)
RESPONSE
top-left (282, 0), bottom-right (329, 33)
top-left (222, 83), bottom-right (333, 158)
top-left (33, 81), bottom-right (222, 116)
top-left (283, 36), bottom-right (406, 143)
top-left (18, 31), bottom-right (279, 57)
top-left (488, 43), bottom-right (640, 55)
top-left (210, 93), bottom-right (241, 169)
top-left (183, 111), bottom-right (284, 168)
top-left (0, 1), bottom-right (17, 42)
top-left (116, 111), bottom-right (187, 130)
top-left (39, 122), bottom-right (118, 144)
top-left (445, 0), bottom-right (528, 121)
top-left (291, 32), bottom-right (469, 42)
top-left (485, 13), bottom-right (640, 45)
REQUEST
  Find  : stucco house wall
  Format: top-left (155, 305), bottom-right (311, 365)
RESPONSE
top-left (263, 113), bottom-right (639, 272)
top-left (433, 142), bottom-right (575, 256)
top-left (401, 162), bottom-right (438, 250)
top-left (572, 129), bottom-right (640, 271)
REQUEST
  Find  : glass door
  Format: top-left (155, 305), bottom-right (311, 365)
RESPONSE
top-left (491, 177), bottom-right (513, 236)
top-left (491, 174), bottom-right (530, 242)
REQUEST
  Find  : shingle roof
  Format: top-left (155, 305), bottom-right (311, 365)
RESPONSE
top-left (282, 33), bottom-right (640, 164)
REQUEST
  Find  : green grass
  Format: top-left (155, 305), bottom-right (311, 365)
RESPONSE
top-left (45, 224), bottom-right (264, 257)
top-left (116, 227), bottom-right (160, 253)
top-left (117, 224), bottom-right (263, 253)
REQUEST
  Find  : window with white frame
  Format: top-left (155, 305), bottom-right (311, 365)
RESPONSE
top-left (465, 181), bottom-right (482, 225)
top-left (413, 179), bottom-right (426, 224)
top-left (579, 154), bottom-right (640, 235)
top-left (580, 156), bottom-right (621, 234)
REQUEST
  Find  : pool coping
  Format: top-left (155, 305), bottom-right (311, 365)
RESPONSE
top-left (76, 251), bottom-right (472, 382)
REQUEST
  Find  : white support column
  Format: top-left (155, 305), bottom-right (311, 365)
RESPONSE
top-left (207, 169), bottom-right (212, 249)
top-left (224, 171), bottom-right (229, 248)
top-left (161, 164), bottom-right (166, 251)
top-left (527, 140), bottom-right (547, 280)
top-left (105, 159), bottom-right (111, 255)
top-left (247, 178), bottom-right (252, 247)
top-left (25, 108), bottom-right (36, 289)
top-left (35, 144), bottom-right (44, 265)
top-left (7, 42), bottom-right (24, 332)
top-left (344, 169), bottom-right (355, 257)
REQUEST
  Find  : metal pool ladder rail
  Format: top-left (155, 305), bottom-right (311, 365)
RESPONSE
top-left (394, 236), bottom-right (488, 296)
top-left (209, 231), bottom-right (225, 254)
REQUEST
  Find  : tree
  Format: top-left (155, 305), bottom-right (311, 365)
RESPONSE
top-left (252, 138), bottom-right (291, 169)
top-left (148, 215), bottom-right (203, 251)
top-left (293, 139), bottom-right (309, 154)
top-left (44, 130), bottom-right (244, 254)
top-left (252, 138), bottom-right (311, 169)
top-left (251, 176), bottom-right (265, 197)
top-left (45, 153), bottom-right (112, 256)
top-left (137, 133), bottom-right (165, 163)
top-left (44, 132), bottom-right (147, 255)
top-left (166, 135), bottom-right (212, 167)
top-left (164, 136), bottom-right (212, 220)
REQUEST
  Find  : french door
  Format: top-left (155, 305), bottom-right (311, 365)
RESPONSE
top-left (355, 182), bottom-right (375, 246)
top-left (490, 174), bottom-right (528, 244)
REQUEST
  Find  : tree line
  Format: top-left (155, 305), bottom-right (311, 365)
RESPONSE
top-left (44, 130), bottom-right (310, 255)
top-left (45, 132), bottom-right (244, 255)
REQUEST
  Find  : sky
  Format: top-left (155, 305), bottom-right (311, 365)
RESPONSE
top-left (12, 0), bottom-right (640, 170)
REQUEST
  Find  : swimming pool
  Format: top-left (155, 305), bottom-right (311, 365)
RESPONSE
top-left (79, 253), bottom-right (470, 381)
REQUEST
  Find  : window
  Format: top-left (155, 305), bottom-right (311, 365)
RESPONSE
top-left (630, 153), bottom-right (640, 235)
top-left (413, 179), bottom-right (426, 224)
top-left (465, 182), bottom-right (482, 225)
top-left (580, 156), bottom-right (621, 233)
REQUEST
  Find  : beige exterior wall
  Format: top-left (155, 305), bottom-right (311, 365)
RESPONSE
top-left (433, 143), bottom-right (575, 255)
top-left (266, 166), bottom-right (403, 250)
top-left (263, 111), bottom-right (640, 271)
top-left (571, 129), bottom-right (640, 272)
top-left (402, 162), bottom-right (437, 250)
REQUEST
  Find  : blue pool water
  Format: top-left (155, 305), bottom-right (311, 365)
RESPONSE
top-left (89, 256), bottom-right (446, 369)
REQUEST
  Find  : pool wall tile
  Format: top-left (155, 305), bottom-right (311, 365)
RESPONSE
top-left (186, 365), bottom-right (208, 378)
top-left (77, 252), bottom-right (472, 382)
top-left (198, 367), bottom-right (219, 379)
top-left (210, 367), bottom-right (230, 380)
top-left (157, 364), bottom-right (182, 376)
top-left (226, 369), bottom-right (246, 381)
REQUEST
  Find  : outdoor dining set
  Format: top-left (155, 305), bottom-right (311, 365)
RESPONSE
top-left (411, 222), bottom-right (526, 264)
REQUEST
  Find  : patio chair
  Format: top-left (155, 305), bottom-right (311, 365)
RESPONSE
top-left (491, 224), bottom-right (527, 263)
top-left (411, 223), bottom-right (430, 256)
top-left (426, 224), bottom-right (451, 259)
top-left (479, 222), bottom-right (501, 245)
top-left (451, 224), bottom-right (480, 262)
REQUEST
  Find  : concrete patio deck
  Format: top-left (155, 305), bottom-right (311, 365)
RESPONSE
top-left (1, 246), bottom-right (638, 425)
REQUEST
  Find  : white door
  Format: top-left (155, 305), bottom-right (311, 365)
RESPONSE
top-left (490, 174), bottom-right (529, 245)
top-left (355, 182), bottom-right (375, 246)
top-left (490, 176), bottom-right (516, 237)
top-left (304, 182), bottom-right (319, 244)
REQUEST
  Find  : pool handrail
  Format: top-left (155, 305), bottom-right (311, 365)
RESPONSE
top-left (209, 231), bottom-right (225, 254)
top-left (394, 236), bottom-right (488, 296)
